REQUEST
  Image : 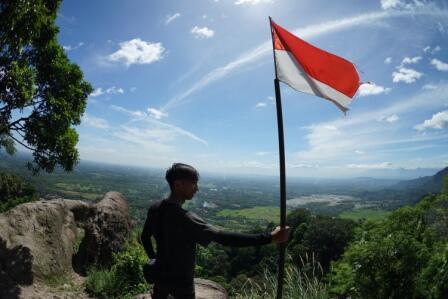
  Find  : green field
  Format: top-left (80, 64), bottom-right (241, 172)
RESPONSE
top-left (339, 208), bottom-right (391, 221)
top-left (217, 206), bottom-right (280, 223)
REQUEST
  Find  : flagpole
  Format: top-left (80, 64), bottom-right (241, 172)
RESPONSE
top-left (269, 16), bottom-right (287, 299)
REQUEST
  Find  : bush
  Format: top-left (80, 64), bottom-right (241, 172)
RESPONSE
top-left (0, 171), bottom-right (37, 212)
top-left (86, 237), bottom-right (150, 298)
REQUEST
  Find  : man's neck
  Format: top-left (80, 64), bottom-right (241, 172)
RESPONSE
top-left (166, 193), bottom-right (185, 206)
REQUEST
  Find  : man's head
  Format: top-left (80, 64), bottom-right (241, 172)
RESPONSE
top-left (165, 163), bottom-right (199, 199)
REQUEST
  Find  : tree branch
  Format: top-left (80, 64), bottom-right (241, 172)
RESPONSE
top-left (7, 133), bottom-right (36, 152)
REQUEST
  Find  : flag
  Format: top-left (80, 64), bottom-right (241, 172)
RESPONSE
top-left (271, 20), bottom-right (360, 112)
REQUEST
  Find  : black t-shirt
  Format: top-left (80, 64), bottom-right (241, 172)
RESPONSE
top-left (141, 199), bottom-right (272, 286)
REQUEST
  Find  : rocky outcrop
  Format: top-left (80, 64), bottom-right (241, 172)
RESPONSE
top-left (74, 192), bottom-right (130, 272)
top-left (134, 278), bottom-right (229, 299)
top-left (0, 192), bottom-right (130, 298)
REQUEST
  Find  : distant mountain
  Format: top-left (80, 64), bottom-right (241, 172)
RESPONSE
top-left (391, 167), bottom-right (448, 193)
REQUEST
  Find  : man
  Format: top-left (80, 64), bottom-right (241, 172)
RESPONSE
top-left (141, 163), bottom-right (290, 299)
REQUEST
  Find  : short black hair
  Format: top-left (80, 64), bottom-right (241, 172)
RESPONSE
top-left (165, 163), bottom-right (199, 191)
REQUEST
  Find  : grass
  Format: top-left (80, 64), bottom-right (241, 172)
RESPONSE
top-left (339, 208), bottom-right (390, 221)
top-left (233, 254), bottom-right (329, 299)
top-left (217, 206), bottom-right (281, 223)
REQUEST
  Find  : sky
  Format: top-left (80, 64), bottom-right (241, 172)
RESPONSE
top-left (52, 0), bottom-right (448, 178)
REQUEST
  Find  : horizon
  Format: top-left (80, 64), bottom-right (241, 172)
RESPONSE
top-left (10, 0), bottom-right (448, 178)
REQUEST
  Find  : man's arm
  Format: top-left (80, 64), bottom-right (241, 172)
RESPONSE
top-left (186, 211), bottom-right (289, 247)
top-left (141, 212), bottom-right (156, 259)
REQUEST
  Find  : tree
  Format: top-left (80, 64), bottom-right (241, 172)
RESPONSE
top-left (0, 171), bottom-right (37, 212)
top-left (0, 0), bottom-right (92, 172)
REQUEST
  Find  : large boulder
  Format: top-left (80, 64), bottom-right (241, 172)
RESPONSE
top-left (0, 192), bottom-right (130, 298)
top-left (74, 191), bottom-right (130, 272)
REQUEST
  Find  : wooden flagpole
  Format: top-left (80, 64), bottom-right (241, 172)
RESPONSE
top-left (269, 16), bottom-right (287, 299)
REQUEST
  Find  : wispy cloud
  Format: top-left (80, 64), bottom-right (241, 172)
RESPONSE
top-left (401, 56), bottom-right (421, 65)
top-left (108, 38), bottom-right (165, 66)
top-left (110, 105), bottom-right (207, 145)
top-left (63, 42), bottom-right (84, 51)
top-left (295, 84), bottom-right (448, 163)
top-left (162, 8), bottom-right (448, 111)
top-left (423, 45), bottom-right (441, 53)
top-left (82, 114), bottom-right (109, 129)
top-left (415, 110), bottom-right (448, 131)
top-left (234, 0), bottom-right (273, 5)
top-left (90, 86), bottom-right (124, 97)
top-left (191, 26), bottom-right (215, 39)
top-left (255, 102), bottom-right (267, 108)
top-left (358, 82), bottom-right (391, 96)
top-left (165, 13), bottom-right (180, 25)
top-left (431, 58), bottom-right (448, 71)
top-left (147, 107), bottom-right (168, 119)
top-left (392, 67), bottom-right (423, 83)
top-left (347, 162), bottom-right (393, 169)
top-left (384, 57), bottom-right (392, 64)
top-left (378, 114), bottom-right (399, 123)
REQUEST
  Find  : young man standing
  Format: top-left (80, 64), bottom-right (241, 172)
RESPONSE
top-left (141, 163), bottom-right (289, 299)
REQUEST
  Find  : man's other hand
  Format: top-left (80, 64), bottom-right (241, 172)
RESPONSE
top-left (270, 226), bottom-right (290, 244)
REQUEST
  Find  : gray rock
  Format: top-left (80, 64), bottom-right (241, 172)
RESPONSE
top-left (134, 278), bottom-right (228, 299)
top-left (0, 192), bottom-right (130, 298)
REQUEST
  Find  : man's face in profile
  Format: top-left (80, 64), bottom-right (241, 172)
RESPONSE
top-left (175, 179), bottom-right (199, 200)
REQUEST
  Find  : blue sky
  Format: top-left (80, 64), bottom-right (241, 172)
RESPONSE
top-left (54, 0), bottom-right (448, 178)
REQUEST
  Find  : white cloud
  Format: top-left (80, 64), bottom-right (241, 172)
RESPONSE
top-left (83, 114), bottom-right (109, 129)
top-left (147, 107), bottom-right (168, 119)
top-left (295, 84), bottom-right (448, 163)
top-left (438, 22), bottom-right (446, 33)
top-left (130, 87), bottom-right (137, 92)
top-left (106, 86), bottom-right (124, 94)
top-left (162, 9), bottom-right (448, 111)
top-left (165, 13), bottom-right (180, 25)
top-left (63, 42), bottom-right (84, 51)
top-left (90, 88), bottom-right (104, 97)
top-left (379, 114), bottom-right (400, 123)
top-left (392, 67), bottom-right (423, 83)
top-left (255, 102), bottom-right (267, 108)
top-left (415, 110), bottom-right (448, 131)
top-left (355, 150), bottom-right (365, 155)
top-left (431, 59), bottom-right (448, 71)
top-left (358, 82), bottom-right (391, 96)
top-left (380, 0), bottom-right (426, 10)
top-left (423, 45), bottom-right (441, 53)
top-left (401, 56), bottom-right (422, 65)
top-left (234, 0), bottom-right (273, 5)
top-left (422, 83), bottom-right (437, 90)
top-left (191, 26), bottom-right (214, 39)
top-left (381, 0), bottom-right (403, 10)
top-left (384, 57), bottom-right (392, 64)
top-left (110, 105), bottom-right (207, 145)
top-left (90, 86), bottom-right (124, 97)
top-left (108, 38), bottom-right (165, 66)
top-left (347, 162), bottom-right (393, 169)
top-left (255, 151), bottom-right (270, 157)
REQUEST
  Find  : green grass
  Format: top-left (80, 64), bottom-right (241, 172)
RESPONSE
top-left (217, 206), bottom-right (280, 223)
top-left (339, 208), bottom-right (390, 221)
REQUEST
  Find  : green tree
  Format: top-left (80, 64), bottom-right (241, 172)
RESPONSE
top-left (0, 171), bottom-right (37, 212)
top-left (0, 0), bottom-right (92, 172)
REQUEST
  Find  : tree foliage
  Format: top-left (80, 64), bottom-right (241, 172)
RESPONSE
top-left (0, 171), bottom-right (37, 212)
top-left (330, 193), bottom-right (448, 299)
top-left (0, 0), bottom-right (92, 172)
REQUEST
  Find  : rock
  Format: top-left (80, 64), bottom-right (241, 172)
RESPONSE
top-left (0, 192), bottom-right (130, 298)
top-left (134, 278), bottom-right (228, 299)
top-left (74, 191), bottom-right (130, 272)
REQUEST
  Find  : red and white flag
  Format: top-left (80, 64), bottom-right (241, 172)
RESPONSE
top-left (271, 20), bottom-right (360, 112)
